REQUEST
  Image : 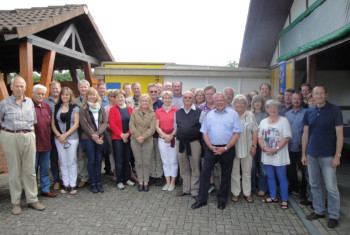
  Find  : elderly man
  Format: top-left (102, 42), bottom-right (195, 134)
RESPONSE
top-left (97, 82), bottom-right (109, 107)
top-left (192, 93), bottom-right (242, 210)
top-left (172, 81), bottom-right (183, 108)
top-left (279, 88), bottom-right (295, 116)
top-left (33, 84), bottom-right (57, 198)
top-left (76, 79), bottom-right (90, 188)
top-left (223, 87), bottom-right (234, 109)
top-left (123, 83), bottom-right (132, 99)
top-left (301, 83), bottom-right (312, 108)
top-left (260, 83), bottom-right (272, 101)
top-left (44, 80), bottom-right (62, 189)
top-left (156, 83), bottom-right (163, 98)
top-left (126, 82), bottom-right (141, 108)
top-left (302, 86), bottom-right (343, 228)
top-left (199, 85), bottom-right (216, 113)
top-left (175, 91), bottom-right (205, 198)
top-left (163, 82), bottom-right (172, 92)
top-left (285, 93), bottom-right (308, 197)
top-left (148, 83), bottom-right (164, 186)
top-left (0, 77), bottom-right (45, 215)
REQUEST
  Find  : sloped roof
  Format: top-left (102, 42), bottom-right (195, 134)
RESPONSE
top-left (239, 0), bottom-right (293, 69)
top-left (0, 5), bottom-right (114, 72)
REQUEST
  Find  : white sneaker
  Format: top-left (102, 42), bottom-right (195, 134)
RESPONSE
top-left (126, 180), bottom-right (135, 187)
top-left (117, 183), bottom-right (125, 190)
top-left (167, 184), bottom-right (175, 191)
top-left (162, 184), bottom-right (170, 191)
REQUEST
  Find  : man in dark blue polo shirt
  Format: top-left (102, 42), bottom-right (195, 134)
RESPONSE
top-left (301, 86), bottom-right (343, 229)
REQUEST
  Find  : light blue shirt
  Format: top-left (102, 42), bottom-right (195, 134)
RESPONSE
top-left (285, 108), bottom-right (306, 152)
top-left (101, 96), bottom-right (109, 107)
top-left (200, 107), bottom-right (243, 145)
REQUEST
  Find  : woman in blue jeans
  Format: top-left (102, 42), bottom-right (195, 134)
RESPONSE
top-left (79, 87), bottom-right (108, 193)
top-left (258, 100), bottom-right (291, 210)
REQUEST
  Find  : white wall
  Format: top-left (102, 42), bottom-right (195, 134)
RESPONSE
top-left (290, 0), bottom-right (307, 22)
top-left (164, 76), bottom-right (269, 95)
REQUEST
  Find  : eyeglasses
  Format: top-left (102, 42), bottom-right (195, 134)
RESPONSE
top-left (183, 96), bottom-right (193, 99)
top-left (149, 91), bottom-right (158, 94)
top-left (64, 141), bottom-right (71, 149)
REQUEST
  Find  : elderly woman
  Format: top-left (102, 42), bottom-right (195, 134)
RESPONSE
top-left (51, 87), bottom-right (79, 195)
top-left (109, 89), bottom-right (135, 190)
top-left (79, 87), bottom-right (108, 193)
top-left (129, 94), bottom-right (156, 192)
top-left (155, 91), bottom-right (179, 191)
top-left (231, 94), bottom-right (258, 203)
top-left (251, 95), bottom-right (268, 197)
top-left (194, 88), bottom-right (205, 106)
top-left (258, 100), bottom-right (291, 210)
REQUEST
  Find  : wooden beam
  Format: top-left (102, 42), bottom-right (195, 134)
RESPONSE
top-left (69, 68), bottom-right (79, 95)
top-left (307, 55), bottom-right (316, 87)
top-left (55, 24), bottom-right (74, 46)
top-left (0, 72), bottom-right (9, 101)
top-left (27, 35), bottom-right (99, 65)
top-left (83, 62), bottom-right (99, 88)
top-left (40, 51), bottom-right (56, 98)
top-left (19, 42), bottom-right (33, 97)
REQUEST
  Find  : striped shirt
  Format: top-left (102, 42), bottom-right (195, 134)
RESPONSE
top-left (235, 111), bottom-right (258, 158)
top-left (0, 95), bottom-right (37, 131)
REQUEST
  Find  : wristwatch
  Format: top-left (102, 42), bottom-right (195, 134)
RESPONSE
top-left (276, 146), bottom-right (280, 151)
top-left (224, 146), bottom-right (228, 152)
top-left (252, 145), bottom-right (257, 148)
top-left (337, 153), bottom-right (341, 158)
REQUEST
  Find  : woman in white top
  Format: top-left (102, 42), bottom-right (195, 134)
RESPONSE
top-left (231, 95), bottom-right (258, 203)
top-left (258, 100), bottom-right (291, 210)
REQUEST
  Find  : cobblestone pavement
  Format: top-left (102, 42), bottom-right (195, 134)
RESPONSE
top-left (0, 172), bottom-right (348, 235)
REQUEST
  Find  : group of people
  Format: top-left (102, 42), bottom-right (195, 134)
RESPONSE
top-left (0, 77), bottom-right (343, 229)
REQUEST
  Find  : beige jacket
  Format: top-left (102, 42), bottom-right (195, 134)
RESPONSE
top-left (129, 109), bottom-right (156, 142)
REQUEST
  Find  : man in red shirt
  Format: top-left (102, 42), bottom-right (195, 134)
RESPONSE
top-left (33, 84), bottom-right (57, 198)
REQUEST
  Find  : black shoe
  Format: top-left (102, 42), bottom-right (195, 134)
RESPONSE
top-left (306, 212), bottom-right (325, 220)
top-left (105, 170), bottom-right (113, 175)
top-left (191, 201), bottom-right (207, 209)
top-left (155, 178), bottom-right (163, 186)
top-left (96, 184), bottom-right (104, 193)
top-left (144, 185), bottom-right (149, 192)
top-left (148, 177), bottom-right (156, 185)
top-left (90, 185), bottom-right (98, 193)
top-left (217, 201), bottom-right (226, 210)
top-left (300, 200), bottom-right (312, 206)
top-left (327, 218), bottom-right (339, 228)
top-left (138, 184), bottom-right (143, 192)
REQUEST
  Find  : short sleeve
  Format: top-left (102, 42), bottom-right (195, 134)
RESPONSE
top-left (334, 106), bottom-right (343, 126)
top-left (282, 117), bottom-right (292, 138)
top-left (303, 110), bottom-right (310, 126)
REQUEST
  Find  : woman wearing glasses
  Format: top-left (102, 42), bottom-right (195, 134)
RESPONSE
top-left (79, 88), bottom-right (108, 193)
top-left (51, 87), bottom-right (80, 195)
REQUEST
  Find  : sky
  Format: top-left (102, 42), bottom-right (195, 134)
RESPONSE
top-left (2, 0), bottom-right (250, 66)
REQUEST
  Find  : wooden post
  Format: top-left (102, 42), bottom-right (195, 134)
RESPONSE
top-left (69, 68), bottom-right (80, 97)
top-left (307, 55), bottom-right (316, 87)
top-left (83, 62), bottom-right (99, 88)
top-left (0, 72), bottom-right (9, 101)
top-left (19, 42), bottom-right (34, 97)
top-left (40, 51), bottom-right (56, 98)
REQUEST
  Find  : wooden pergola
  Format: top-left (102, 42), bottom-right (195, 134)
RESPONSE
top-left (0, 4), bottom-right (114, 100)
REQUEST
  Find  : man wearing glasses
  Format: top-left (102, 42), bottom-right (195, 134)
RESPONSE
top-left (171, 81), bottom-right (183, 108)
top-left (148, 83), bottom-right (164, 186)
top-left (174, 91), bottom-right (205, 199)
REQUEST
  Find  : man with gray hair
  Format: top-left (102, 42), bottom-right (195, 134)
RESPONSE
top-left (44, 80), bottom-right (62, 190)
top-left (76, 79), bottom-right (90, 188)
top-left (223, 87), bottom-right (234, 109)
top-left (33, 84), bottom-right (56, 198)
top-left (163, 82), bottom-right (172, 92)
top-left (0, 77), bottom-right (45, 214)
top-left (126, 82), bottom-right (141, 108)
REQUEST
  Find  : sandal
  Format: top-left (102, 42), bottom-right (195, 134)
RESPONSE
top-left (262, 197), bottom-right (278, 203)
top-left (69, 187), bottom-right (78, 195)
top-left (245, 195), bottom-right (254, 203)
top-left (281, 201), bottom-right (289, 210)
top-left (61, 185), bottom-right (69, 194)
top-left (231, 195), bottom-right (239, 202)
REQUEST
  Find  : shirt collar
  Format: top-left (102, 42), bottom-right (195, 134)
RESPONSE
top-left (214, 107), bottom-right (229, 114)
top-left (181, 103), bottom-right (196, 111)
top-left (10, 94), bottom-right (27, 102)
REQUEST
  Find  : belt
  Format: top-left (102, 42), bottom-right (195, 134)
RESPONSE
top-left (1, 127), bottom-right (33, 133)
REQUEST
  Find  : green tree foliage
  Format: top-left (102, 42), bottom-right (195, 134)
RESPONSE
top-left (227, 60), bottom-right (239, 67)
top-left (9, 69), bottom-right (88, 83)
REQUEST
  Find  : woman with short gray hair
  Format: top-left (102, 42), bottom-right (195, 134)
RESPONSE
top-left (258, 100), bottom-right (291, 210)
top-left (231, 94), bottom-right (258, 203)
